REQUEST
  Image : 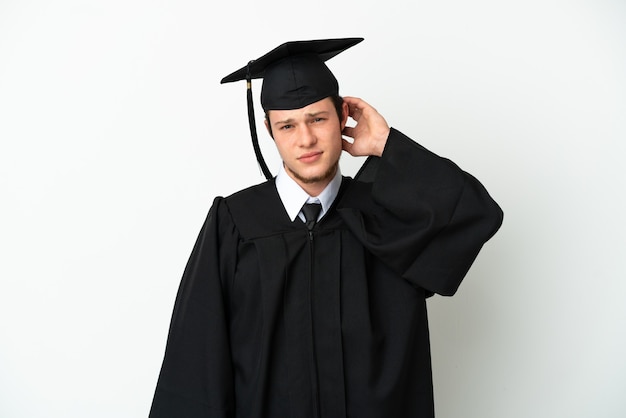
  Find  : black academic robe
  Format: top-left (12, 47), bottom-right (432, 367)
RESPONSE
top-left (149, 129), bottom-right (503, 418)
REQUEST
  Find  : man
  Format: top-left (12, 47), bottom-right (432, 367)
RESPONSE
top-left (149, 38), bottom-right (503, 417)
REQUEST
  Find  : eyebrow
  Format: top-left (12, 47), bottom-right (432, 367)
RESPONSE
top-left (273, 111), bottom-right (330, 126)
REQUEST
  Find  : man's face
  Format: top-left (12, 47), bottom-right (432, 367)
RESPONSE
top-left (266, 97), bottom-right (348, 194)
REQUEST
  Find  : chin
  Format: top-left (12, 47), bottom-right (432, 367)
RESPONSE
top-left (289, 163), bottom-right (337, 185)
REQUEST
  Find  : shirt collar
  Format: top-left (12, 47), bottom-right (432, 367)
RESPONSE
top-left (275, 164), bottom-right (342, 222)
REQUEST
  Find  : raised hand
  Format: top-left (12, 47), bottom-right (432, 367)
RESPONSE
top-left (341, 96), bottom-right (390, 157)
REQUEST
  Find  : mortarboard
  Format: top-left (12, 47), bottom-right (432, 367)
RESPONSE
top-left (220, 37), bottom-right (364, 180)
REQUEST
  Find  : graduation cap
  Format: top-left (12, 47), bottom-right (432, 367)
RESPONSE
top-left (220, 37), bottom-right (364, 180)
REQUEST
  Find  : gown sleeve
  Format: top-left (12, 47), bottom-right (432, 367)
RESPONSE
top-left (338, 128), bottom-right (503, 296)
top-left (149, 197), bottom-right (237, 417)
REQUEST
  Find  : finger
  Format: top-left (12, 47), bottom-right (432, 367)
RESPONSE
top-left (342, 126), bottom-right (355, 138)
top-left (346, 97), bottom-right (377, 120)
top-left (342, 96), bottom-right (362, 106)
top-left (341, 138), bottom-right (355, 155)
top-left (343, 96), bottom-right (363, 117)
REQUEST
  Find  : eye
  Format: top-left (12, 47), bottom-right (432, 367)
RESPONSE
top-left (279, 124), bottom-right (293, 130)
top-left (312, 117), bottom-right (325, 123)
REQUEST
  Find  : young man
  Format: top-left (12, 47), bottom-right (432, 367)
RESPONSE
top-left (149, 38), bottom-right (503, 418)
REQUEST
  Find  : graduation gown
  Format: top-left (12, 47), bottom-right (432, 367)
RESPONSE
top-left (149, 129), bottom-right (503, 418)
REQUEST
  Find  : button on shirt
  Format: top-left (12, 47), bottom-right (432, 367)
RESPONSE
top-left (275, 164), bottom-right (342, 223)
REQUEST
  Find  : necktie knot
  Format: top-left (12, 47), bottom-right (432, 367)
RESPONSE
top-left (301, 203), bottom-right (322, 231)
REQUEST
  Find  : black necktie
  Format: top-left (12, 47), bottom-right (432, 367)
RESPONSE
top-left (301, 203), bottom-right (322, 231)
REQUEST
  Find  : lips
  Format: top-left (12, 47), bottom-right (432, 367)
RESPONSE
top-left (297, 151), bottom-right (322, 163)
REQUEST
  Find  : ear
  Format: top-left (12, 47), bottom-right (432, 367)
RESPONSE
top-left (340, 100), bottom-right (349, 130)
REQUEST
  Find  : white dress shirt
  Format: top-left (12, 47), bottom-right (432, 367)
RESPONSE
top-left (275, 164), bottom-right (342, 223)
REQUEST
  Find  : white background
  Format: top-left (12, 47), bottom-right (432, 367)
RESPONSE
top-left (1, 0), bottom-right (625, 417)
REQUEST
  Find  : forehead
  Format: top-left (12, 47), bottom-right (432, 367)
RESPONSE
top-left (268, 97), bottom-right (335, 121)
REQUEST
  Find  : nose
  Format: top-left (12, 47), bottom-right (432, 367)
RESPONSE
top-left (298, 124), bottom-right (317, 147)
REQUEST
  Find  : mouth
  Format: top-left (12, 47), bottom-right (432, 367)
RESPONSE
top-left (297, 151), bottom-right (323, 163)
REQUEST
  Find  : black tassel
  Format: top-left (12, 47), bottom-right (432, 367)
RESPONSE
top-left (246, 61), bottom-right (272, 180)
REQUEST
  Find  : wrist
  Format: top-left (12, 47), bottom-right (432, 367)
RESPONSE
top-left (374, 128), bottom-right (390, 157)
